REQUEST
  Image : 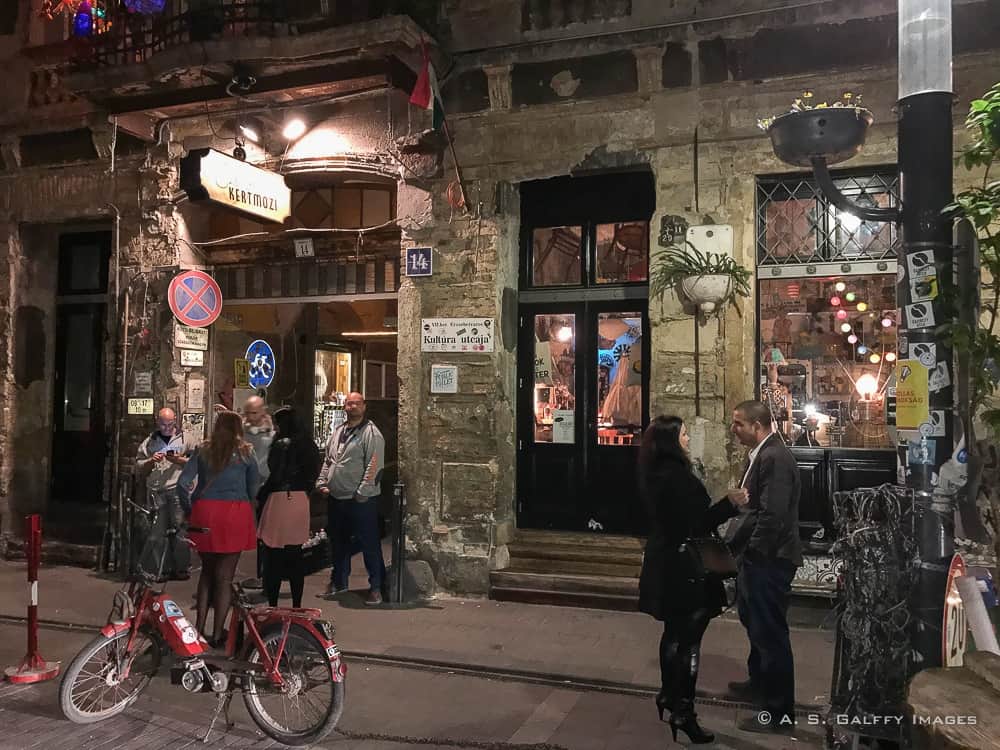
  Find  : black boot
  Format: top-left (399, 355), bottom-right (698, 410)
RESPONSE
top-left (669, 646), bottom-right (714, 743)
top-left (669, 713), bottom-right (715, 744)
top-left (655, 691), bottom-right (674, 722)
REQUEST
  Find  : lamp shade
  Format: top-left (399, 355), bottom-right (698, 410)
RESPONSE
top-left (899, 0), bottom-right (952, 97)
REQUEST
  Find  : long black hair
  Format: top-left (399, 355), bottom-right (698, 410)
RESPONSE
top-left (637, 416), bottom-right (691, 508)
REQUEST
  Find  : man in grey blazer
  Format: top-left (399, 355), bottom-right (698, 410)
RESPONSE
top-left (726, 400), bottom-right (802, 734)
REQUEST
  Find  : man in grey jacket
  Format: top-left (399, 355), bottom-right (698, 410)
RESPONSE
top-left (316, 392), bottom-right (386, 605)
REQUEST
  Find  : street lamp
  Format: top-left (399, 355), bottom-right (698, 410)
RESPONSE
top-left (765, 1), bottom-right (956, 672)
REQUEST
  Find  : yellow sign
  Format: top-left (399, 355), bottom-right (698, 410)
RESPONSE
top-left (895, 359), bottom-right (929, 430)
top-left (234, 358), bottom-right (250, 389)
top-left (180, 148), bottom-right (291, 224)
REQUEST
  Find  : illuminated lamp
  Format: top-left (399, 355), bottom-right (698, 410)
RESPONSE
top-left (556, 326), bottom-right (573, 343)
top-left (857, 344), bottom-right (869, 355)
top-left (885, 352), bottom-right (897, 362)
top-left (840, 323), bottom-right (853, 333)
top-left (786, 282), bottom-right (800, 300)
top-left (881, 317), bottom-right (894, 328)
top-left (830, 296), bottom-right (842, 306)
top-left (845, 292), bottom-right (857, 302)
top-left (282, 118), bottom-right (307, 141)
top-left (835, 281), bottom-right (847, 292)
top-left (869, 353), bottom-right (881, 364)
top-left (856, 373), bottom-right (879, 399)
top-left (847, 334), bottom-right (858, 344)
top-left (857, 302), bottom-right (869, 312)
top-left (73, 0), bottom-right (93, 36)
top-left (836, 309), bottom-right (848, 320)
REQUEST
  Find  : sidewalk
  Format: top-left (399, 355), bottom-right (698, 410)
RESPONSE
top-left (0, 554), bottom-right (837, 709)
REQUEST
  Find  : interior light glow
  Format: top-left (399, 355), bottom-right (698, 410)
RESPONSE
top-left (836, 309), bottom-right (848, 320)
top-left (847, 334), bottom-right (858, 344)
top-left (339, 331), bottom-right (398, 337)
top-left (282, 118), bottom-right (307, 140)
top-left (845, 292), bottom-right (856, 302)
top-left (556, 326), bottom-right (573, 342)
top-left (840, 323), bottom-right (853, 333)
top-left (885, 352), bottom-right (897, 362)
top-left (857, 302), bottom-right (869, 312)
top-left (830, 296), bottom-right (842, 306)
top-left (856, 373), bottom-right (879, 398)
top-left (869, 353), bottom-right (881, 364)
top-left (835, 281), bottom-right (847, 292)
top-left (239, 125), bottom-right (259, 143)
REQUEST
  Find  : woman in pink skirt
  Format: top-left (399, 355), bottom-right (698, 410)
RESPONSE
top-left (177, 410), bottom-right (260, 646)
top-left (257, 407), bottom-right (321, 607)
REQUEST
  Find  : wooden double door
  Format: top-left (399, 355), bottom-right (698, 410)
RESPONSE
top-left (516, 301), bottom-right (650, 535)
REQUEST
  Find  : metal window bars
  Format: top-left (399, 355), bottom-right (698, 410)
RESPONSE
top-left (756, 170), bottom-right (900, 267)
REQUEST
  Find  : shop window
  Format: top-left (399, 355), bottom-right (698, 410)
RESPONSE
top-left (597, 312), bottom-right (643, 445)
top-left (756, 170), bottom-right (899, 266)
top-left (533, 314), bottom-right (577, 444)
top-left (759, 275), bottom-right (897, 449)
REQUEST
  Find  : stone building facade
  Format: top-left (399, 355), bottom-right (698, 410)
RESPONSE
top-left (0, 0), bottom-right (997, 593)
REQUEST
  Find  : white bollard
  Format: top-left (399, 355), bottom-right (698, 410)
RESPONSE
top-left (955, 574), bottom-right (1000, 656)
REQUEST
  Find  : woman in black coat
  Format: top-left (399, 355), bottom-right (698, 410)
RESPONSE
top-left (638, 416), bottom-right (737, 745)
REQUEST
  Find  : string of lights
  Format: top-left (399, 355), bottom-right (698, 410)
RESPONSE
top-left (832, 484), bottom-right (918, 717)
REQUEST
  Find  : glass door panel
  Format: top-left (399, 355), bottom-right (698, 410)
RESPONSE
top-left (596, 311), bottom-right (643, 447)
top-left (532, 313), bottom-right (577, 444)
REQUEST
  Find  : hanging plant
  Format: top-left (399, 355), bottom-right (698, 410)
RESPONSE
top-left (649, 239), bottom-right (751, 316)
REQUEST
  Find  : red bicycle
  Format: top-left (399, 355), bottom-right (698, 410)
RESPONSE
top-left (59, 506), bottom-right (346, 745)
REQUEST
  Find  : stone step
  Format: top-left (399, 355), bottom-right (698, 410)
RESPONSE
top-left (490, 570), bottom-right (639, 596)
top-left (489, 584), bottom-right (639, 612)
top-left (514, 529), bottom-right (645, 550)
top-left (506, 555), bottom-right (640, 578)
top-left (508, 542), bottom-right (644, 566)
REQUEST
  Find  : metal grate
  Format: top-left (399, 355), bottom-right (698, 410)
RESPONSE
top-left (756, 170), bottom-right (900, 267)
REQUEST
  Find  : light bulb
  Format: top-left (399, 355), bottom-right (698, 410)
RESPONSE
top-left (857, 302), bottom-right (868, 312)
top-left (239, 124), bottom-right (259, 143)
top-left (836, 309), bottom-right (848, 320)
top-left (830, 296), bottom-right (842, 306)
top-left (845, 292), bottom-right (856, 302)
top-left (840, 323), bottom-right (853, 333)
top-left (869, 353), bottom-right (881, 364)
top-left (556, 326), bottom-right (573, 342)
top-left (857, 345), bottom-right (869, 355)
top-left (856, 373), bottom-right (879, 398)
top-left (885, 352), bottom-right (897, 362)
top-left (881, 317), bottom-right (893, 328)
top-left (847, 334), bottom-right (858, 344)
top-left (835, 282), bottom-right (847, 292)
top-left (283, 118), bottom-right (307, 140)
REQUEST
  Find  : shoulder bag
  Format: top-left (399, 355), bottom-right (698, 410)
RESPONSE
top-left (683, 533), bottom-right (738, 579)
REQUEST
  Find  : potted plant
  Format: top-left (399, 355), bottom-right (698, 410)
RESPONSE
top-left (759, 92), bottom-right (874, 167)
top-left (649, 240), bottom-right (751, 315)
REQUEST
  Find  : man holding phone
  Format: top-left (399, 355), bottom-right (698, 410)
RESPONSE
top-left (136, 407), bottom-right (191, 579)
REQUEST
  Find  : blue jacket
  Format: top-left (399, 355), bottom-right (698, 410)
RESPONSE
top-left (176, 448), bottom-right (261, 513)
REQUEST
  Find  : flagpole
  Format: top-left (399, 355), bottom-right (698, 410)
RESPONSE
top-left (441, 116), bottom-right (470, 214)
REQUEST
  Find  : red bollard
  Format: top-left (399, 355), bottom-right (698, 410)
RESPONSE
top-left (4, 515), bottom-right (60, 683)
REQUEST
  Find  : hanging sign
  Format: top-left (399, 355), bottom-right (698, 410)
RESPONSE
top-left (134, 371), bottom-right (152, 394)
top-left (169, 270), bottom-right (222, 328)
top-left (420, 318), bottom-right (494, 353)
top-left (180, 148), bottom-right (291, 224)
top-left (175, 323), bottom-right (209, 351)
top-left (245, 340), bottom-right (276, 389)
top-left (234, 358), bottom-right (250, 389)
top-left (180, 349), bottom-right (204, 367)
top-left (894, 360), bottom-right (929, 431)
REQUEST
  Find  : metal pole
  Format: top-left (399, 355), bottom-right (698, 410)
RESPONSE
top-left (391, 482), bottom-right (406, 604)
top-left (897, 89), bottom-right (955, 670)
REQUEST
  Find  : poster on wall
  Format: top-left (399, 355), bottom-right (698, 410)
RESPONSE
top-left (128, 398), bottom-right (155, 416)
top-left (133, 371), bottom-right (152, 394)
top-left (186, 377), bottom-right (205, 412)
top-left (552, 410), bottom-right (575, 444)
top-left (234, 358), bottom-right (250, 389)
top-left (895, 360), bottom-right (929, 430)
top-left (182, 413), bottom-right (205, 447)
top-left (180, 349), bottom-right (204, 367)
top-left (420, 318), bottom-right (495, 352)
top-left (430, 364), bottom-right (458, 394)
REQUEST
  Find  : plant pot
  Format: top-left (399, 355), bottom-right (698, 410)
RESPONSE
top-left (767, 107), bottom-right (874, 168)
top-left (680, 274), bottom-right (733, 314)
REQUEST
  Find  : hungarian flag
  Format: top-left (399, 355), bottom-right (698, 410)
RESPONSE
top-left (410, 45), bottom-right (444, 131)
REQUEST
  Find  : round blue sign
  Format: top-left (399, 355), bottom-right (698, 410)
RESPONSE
top-left (245, 340), bottom-right (275, 389)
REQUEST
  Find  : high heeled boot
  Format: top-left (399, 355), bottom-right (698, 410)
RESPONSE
top-left (668, 647), bottom-right (714, 744)
top-left (656, 639), bottom-right (679, 722)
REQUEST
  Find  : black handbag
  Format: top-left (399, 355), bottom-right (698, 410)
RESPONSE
top-left (682, 534), bottom-right (738, 579)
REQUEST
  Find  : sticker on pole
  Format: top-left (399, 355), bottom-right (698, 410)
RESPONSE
top-left (943, 554), bottom-right (967, 667)
top-left (168, 271), bottom-right (223, 328)
top-left (245, 340), bottom-right (275, 389)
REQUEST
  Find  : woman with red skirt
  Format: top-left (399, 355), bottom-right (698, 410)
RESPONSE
top-left (177, 410), bottom-right (261, 646)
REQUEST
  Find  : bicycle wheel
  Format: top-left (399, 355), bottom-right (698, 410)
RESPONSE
top-left (243, 624), bottom-right (344, 746)
top-left (59, 628), bottom-right (160, 724)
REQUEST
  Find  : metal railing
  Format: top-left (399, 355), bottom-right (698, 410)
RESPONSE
top-left (82, 0), bottom-right (389, 67)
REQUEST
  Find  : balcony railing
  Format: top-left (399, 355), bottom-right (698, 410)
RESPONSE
top-left (78, 0), bottom-right (394, 67)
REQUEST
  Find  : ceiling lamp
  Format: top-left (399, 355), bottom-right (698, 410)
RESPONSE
top-left (857, 344), bottom-right (869, 355)
top-left (869, 353), bottom-right (881, 364)
top-left (556, 326), bottom-right (573, 342)
top-left (857, 302), bottom-right (869, 312)
top-left (239, 124), bottom-right (260, 143)
top-left (848, 334), bottom-right (858, 344)
top-left (835, 281), bottom-right (847, 292)
top-left (840, 323), bottom-right (853, 333)
top-left (831, 296), bottom-right (842, 306)
top-left (881, 316), bottom-right (894, 328)
top-left (786, 282), bottom-right (800, 300)
top-left (836, 309), bottom-right (848, 320)
top-left (885, 352), bottom-right (897, 362)
top-left (845, 292), bottom-right (857, 302)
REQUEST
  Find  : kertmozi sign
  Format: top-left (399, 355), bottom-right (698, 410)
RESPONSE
top-left (180, 148), bottom-right (291, 224)
top-left (421, 318), bottom-right (494, 352)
